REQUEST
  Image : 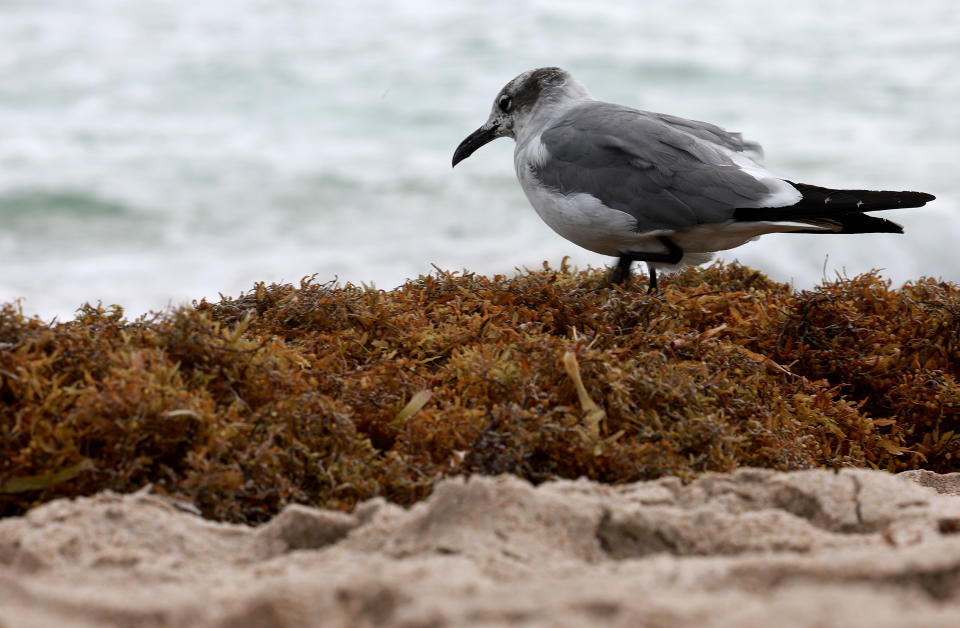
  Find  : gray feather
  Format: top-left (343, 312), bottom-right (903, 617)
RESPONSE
top-left (533, 103), bottom-right (771, 233)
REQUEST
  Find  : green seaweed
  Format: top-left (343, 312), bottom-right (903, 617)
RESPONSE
top-left (0, 459), bottom-right (95, 493)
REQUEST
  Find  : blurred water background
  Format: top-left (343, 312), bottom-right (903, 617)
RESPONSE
top-left (1, 0), bottom-right (957, 320)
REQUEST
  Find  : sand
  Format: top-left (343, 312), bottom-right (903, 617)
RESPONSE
top-left (3, 468), bottom-right (960, 627)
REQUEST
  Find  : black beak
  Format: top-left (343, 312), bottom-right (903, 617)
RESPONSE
top-left (452, 125), bottom-right (498, 167)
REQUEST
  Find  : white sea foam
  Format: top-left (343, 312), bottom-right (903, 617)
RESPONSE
top-left (0, 0), bottom-right (957, 319)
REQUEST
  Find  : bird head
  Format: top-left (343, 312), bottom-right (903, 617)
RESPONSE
top-left (452, 67), bottom-right (589, 167)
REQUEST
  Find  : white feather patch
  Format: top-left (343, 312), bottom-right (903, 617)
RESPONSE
top-left (726, 151), bottom-right (802, 208)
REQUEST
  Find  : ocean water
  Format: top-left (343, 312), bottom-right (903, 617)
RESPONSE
top-left (1, 0), bottom-right (957, 320)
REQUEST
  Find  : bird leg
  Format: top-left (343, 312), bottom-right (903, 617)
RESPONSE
top-left (609, 255), bottom-right (634, 285)
top-left (646, 262), bottom-right (658, 293)
top-left (609, 237), bottom-right (683, 293)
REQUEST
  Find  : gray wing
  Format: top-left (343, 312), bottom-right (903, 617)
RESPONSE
top-left (650, 111), bottom-right (763, 158)
top-left (534, 103), bottom-right (772, 232)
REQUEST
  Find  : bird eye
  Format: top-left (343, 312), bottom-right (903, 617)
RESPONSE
top-left (498, 95), bottom-right (513, 112)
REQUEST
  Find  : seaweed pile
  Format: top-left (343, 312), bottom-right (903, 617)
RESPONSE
top-left (2, 262), bottom-right (959, 523)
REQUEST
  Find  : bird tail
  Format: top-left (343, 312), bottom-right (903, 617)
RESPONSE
top-left (733, 182), bottom-right (936, 234)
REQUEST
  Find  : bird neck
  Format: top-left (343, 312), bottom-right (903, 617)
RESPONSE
top-left (514, 91), bottom-right (592, 148)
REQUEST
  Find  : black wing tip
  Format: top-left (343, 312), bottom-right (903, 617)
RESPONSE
top-left (758, 182), bottom-right (936, 214)
top-left (832, 212), bottom-right (904, 235)
top-left (888, 190), bottom-right (936, 209)
top-left (858, 216), bottom-right (903, 234)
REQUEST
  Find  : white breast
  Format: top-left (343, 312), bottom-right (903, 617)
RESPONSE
top-left (513, 136), bottom-right (665, 257)
top-left (514, 136), bottom-right (637, 255)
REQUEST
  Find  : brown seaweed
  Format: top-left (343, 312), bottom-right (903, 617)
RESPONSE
top-left (2, 262), bottom-right (958, 523)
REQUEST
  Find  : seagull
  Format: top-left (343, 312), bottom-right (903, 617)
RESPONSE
top-left (452, 67), bottom-right (935, 292)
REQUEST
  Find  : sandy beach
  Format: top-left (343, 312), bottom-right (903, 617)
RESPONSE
top-left (3, 468), bottom-right (960, 627)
